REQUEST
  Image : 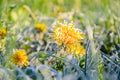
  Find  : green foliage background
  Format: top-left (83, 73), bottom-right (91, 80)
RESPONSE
top-left (0, 0), bottom-right (120, 80)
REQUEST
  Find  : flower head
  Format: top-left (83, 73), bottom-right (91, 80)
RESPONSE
top-left (51, 21), bottom-right (84, 45)
top-left (50, 21), bottom-right (85, 56)
top-left (10, 49), bottom-right (28, 66)
top-left (0, 29), bottom-right (6, 39)
top-left (34, 23), bottom-right (46, 32)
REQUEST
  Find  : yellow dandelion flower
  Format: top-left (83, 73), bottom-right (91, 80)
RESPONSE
top-left (0, 29), bottom-right (6, 39)
top-left (34, 23), bottom-right (46, 32)
top-left (10, 49), bottom-right (29, 66)
top-left (50, 21), bottom-right (85, 56)
top-left (51, 21), bottom-right (84, 45)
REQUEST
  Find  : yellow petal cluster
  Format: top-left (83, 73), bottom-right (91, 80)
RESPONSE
top-left (10, 49), bottom-right (28, 66)
top-left (34, 23), bottom-right (46, 32)
top-left (51, 21), bottom-right (84, 44)
top-left (51, 21), bottom-right (85, 56)
top-left (67, 43), bottom-right (85, 56)
top-left (0, 29), bottom-right (6, 39)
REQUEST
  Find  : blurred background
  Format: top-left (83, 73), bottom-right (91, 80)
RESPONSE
top-left (0, 0), bottom-right (119, 26)
top-left (0, 0), bottom-right (120, 80)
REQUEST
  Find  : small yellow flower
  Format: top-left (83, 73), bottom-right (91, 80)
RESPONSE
top-left (51, 21), bottom-right (84, 45)
top-left (10, 49), bottom-right (28, 66)
top-left (50, 21), bottom-right (85, 56)
top-left (34, 23), bottom-right (46, 32)
top-left (0, 29), bottom-right (6, 39)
